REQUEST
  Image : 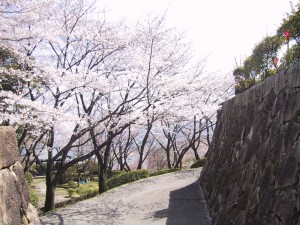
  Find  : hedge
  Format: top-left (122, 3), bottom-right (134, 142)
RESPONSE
top-left (149, 168), bottom-right (180, 177)
top-left (110, 170), bottom-right (126, 178)
top-left (105, 169), bottom-right (149, 190)
top-left (190, 158), bottom-right (206, 168)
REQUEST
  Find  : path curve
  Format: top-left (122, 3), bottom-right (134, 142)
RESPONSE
top-left (40, 168), bottom-right (211, 225)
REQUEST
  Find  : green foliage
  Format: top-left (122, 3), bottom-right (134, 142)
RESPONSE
top-left (25, 172), bottom-right (34, 185)
top-left (75, 182), bottom-right (98, 197)
top-left (52, 183), bottom-right (99, 210)
top-left (190, 158), bottom-right (206, 168)
top-left (110, 170), bottom-right (126, 178)
top-left (149, 168), bottom-right (180, 177)
top-left (25, 173), bottom-right (39, 208)
top-left (251, 36), bottom-right (282, 78)
top-left (60, 165), bottom-right (78, 184)
top-left (105, 169), bottom-right (149, 190)
top-left (67, 180), bottom-right (77, 189)
top-left (85, 160), bottom-right (98, 175)
top-left (277, 5), bottom-right (300, 45)
top-left (29, 188), bottom-right (39, 208)
top-left (66, 188), bottom-right (77, 197)
top-left (234, 4), bottom-right (300, 94)
top-left (234, 35), bottom-right (282, 94)
top-left (279, 44), bottom-right (300, 69)
top-left (60, 161), bottom-right (98, 185)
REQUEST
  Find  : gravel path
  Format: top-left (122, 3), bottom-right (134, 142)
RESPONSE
top-left (40, 168), bottom-right (211, 225)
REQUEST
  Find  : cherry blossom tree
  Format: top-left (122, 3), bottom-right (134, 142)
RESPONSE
top-left (0, 0), bottom-right (129, 210)
top-left (0, 0), bottom-right (234, 212)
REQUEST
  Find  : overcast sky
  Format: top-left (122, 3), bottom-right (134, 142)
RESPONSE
top-left (100, 0), bottom-right (299, 74)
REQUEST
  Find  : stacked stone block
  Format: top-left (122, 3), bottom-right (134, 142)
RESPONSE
top-left (0, 127), bottom-right (40, 225)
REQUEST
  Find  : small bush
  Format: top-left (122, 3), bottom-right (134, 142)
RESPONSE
top-left (67, 188), bottom-right (77, 197)
top-left (29, 189), bottom-right (39, 208)
top-left (75, 182), bottom-right (98, 197)
top-left (67, 180), bottom-right (78, 189)
top-left (105, 169), bottom-right (149, 190)
top-left (25, 172), bottom-right (39, 207)
top-left (149, 168), bottom-right (180, 177)
top-left (25, 172), bottom-right (33, 185)
top-left (190, 158), bottom-right (206, 168)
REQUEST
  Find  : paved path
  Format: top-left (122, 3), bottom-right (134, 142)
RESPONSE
top-left (40, 168), bottom-right (211, 225)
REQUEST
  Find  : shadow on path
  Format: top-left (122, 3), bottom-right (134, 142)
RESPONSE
top-left (42, 212), bottom-right (64, 225)
top-left (154, 181), bottom-right (211, 225)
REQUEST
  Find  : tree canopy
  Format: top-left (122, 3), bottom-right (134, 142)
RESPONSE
top-left (0, 0), bottom-right (233, 211)
top-left (233, 3), bottom-right (300, 94)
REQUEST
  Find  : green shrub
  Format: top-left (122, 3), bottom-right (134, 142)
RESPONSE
top-left (67, 188), bottom-right (76, 197)
top-left (75, 182), bottom-right (98, 197)
top-left (190, 158), bottom-right (206, 168)
top-left (29, 188), bottom-right (39, 208)
top-left (149, 168), bottom-right (180, 177)
top-left (24, 172), bottom-right (39, 207)
top-left (25, 172), bottom-right (33, 185)
top-left (60, 165), bottom-right (78, 184)
top-left (67, 180), bottom-right (78, 189)
top-left (110, 170), bottom-right (126, 178)
top-left (105, 169), bottom-right (149, 190)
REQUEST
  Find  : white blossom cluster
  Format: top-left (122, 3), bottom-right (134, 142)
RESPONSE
top-left (0, 0), bottom-right (234, 162)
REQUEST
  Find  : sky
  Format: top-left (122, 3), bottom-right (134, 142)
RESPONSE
top-left (99, 0), bottom-right (299, 75)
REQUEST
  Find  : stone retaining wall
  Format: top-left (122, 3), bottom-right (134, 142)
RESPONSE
top-left (200, 64), bottom-right (300, 225)
top-left (0, 126), bottom-right (40, 225)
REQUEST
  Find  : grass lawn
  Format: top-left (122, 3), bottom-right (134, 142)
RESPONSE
top-left (31, 177), bottom-right (70, 208)
top-left (31, 177), bottom-right (99, 209)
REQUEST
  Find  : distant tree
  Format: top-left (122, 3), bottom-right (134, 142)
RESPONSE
top-left (277, 4), bottom-right (300, 69)
top-left (234, 3), bottom-right (300, 94)
top-left (233, 35), bottom-right (282, 94)
top-left (147, 148), bottom-right (167, 171)
top-left (278, 4), bottom-right (300, 46)
top-left (111, 127), bottom-right (135, 172)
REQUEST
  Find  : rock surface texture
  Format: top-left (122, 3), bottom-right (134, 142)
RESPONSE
top-left (0, 126), bottom-right (40, 225)
top-left (200, 63), bottom-right (300, 225)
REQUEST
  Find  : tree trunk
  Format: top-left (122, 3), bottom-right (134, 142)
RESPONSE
top-left (193, 147), bottom-right (200, 160)
top-left (44, 129), bottom-right (55, 212)
top-left (166, 148), bottom-right (171, 169)
top-left (98, 163), bottom-right (106, 193)
top-left (137, 120), bottom-right (152, 170)
top-left (95, 133), bottom-right (112, 193)
top-left (95, 151), bottom-right (105, 193)
top-left (44, 181), bottom-right (56, 212)
top-left (119, 146), bottom-right (124, 171)
top-left (166, 136), bottom-right (172, 169)
top-left (137, 152), bottom-right (144, 170)
top-left (44, 158), bottom-right (56, 212)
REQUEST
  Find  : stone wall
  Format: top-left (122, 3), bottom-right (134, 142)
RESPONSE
top-left (200, 63), bottom-right (300, 225)
top-left (0, 127), bottom-right (40, 225)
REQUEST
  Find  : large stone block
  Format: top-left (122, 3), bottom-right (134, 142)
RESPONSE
top-left (0, 167), bottom-right (23, 225)
top-left (0, 127), bottom-right (19, 169)
top-left (0, 127), bottom-right (40, 225)
top-left (276, 154), bottom-right (298, 188)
